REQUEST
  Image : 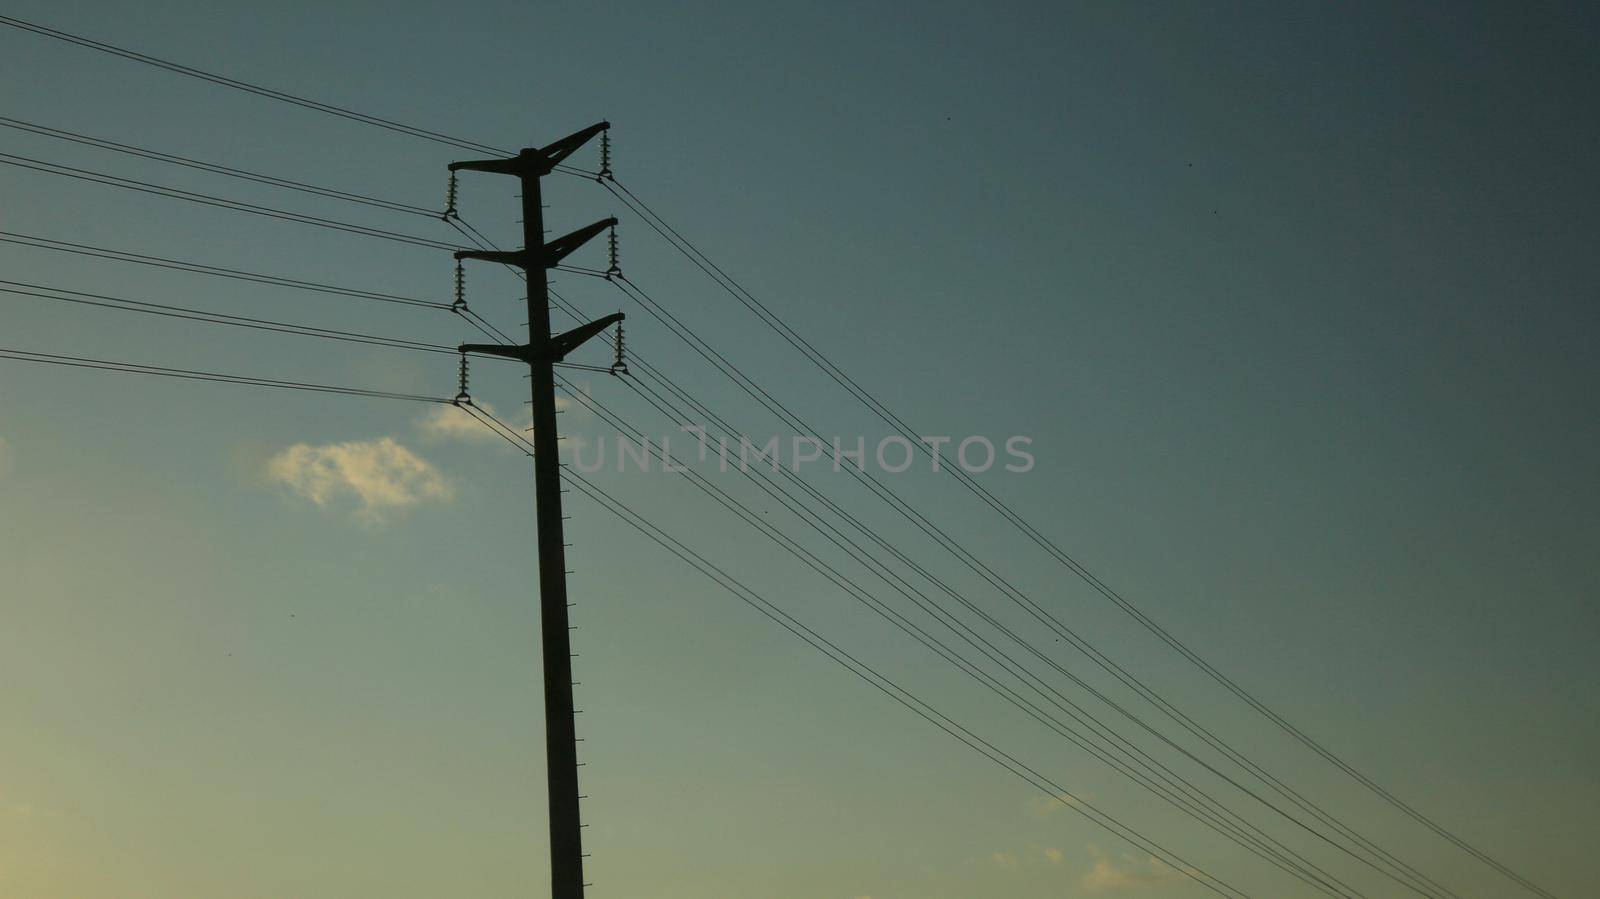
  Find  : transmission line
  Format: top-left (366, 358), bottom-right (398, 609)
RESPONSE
top-left (0, 277), bottom-right (622, 380)
top-left (0, 228), bottom-right (526, 356)
top-left (549, 280), bottom-right (1457, 899)
top-left (0, 279), bottom-right (465, 356)
top-left (0, 14), bottom-right (1553, 891)
top-left (0, 13), bottom-right (593, 177)
top-left (0, 325), bottom-right (1254, 897)
top-left (0, 152), bottom-right (462, 250)
top-left (449, 207), bottom-right (1451, 897)
top-left (456, 400), bottom-right (1254, 899)
top-left (543, 232), bottom-right (1449, 895)
top-left (597, 177), bottom-right (1552, 898)
top-left (549, 373), bottom-right (1372, 897)
top-left (0, 345), bottom-right (450, 403)
top-left (552, 322), bottom-right (1431, 896)
top-left (0, 114), bottom-right (441, 216)
top-left (0, 229), bottom-right (449, 309)
top-left (0, 15), bottom-right (505, 156)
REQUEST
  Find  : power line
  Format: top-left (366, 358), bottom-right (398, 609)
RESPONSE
top-left (0, 277), bottom-right (603, 378)
top-left (0, 229), bottom-right (450, 309)
top-left (1, 14), bottom-right (1554, 892)
top-left (548, 279), bottom-right (1442, 894)
top-left (457, 401), bottom-right (1253, 899)
top-left (0, 14), bottom-right (506, 156)
top-left (586, 222), bottom-right (1465, 897)
top-left (0, 13), bottom-right (593, 177)
top-left (0, 226), bottom-right (531, 361)
top-left (553, 280), bottom-right (1456, 898)
top-left (0, 114), bottom-right (441, 217)
top-left (0, 151), bottom-right (461, 250)
top-left (553, 374), bottom-right (1365, 898)
top-left (554, 267), bottom-right (1426, 897)
top-left (0, 320), bottom-right (1257, 897)
top-left (0, 345), bottom-right (450, 403)
top-left (448, 225), bottom-right (1350, 895)
top-left (0, 228), bottom-right (563, 368)
top-left (0, 278), bottom-right (462, 356)
top-left (555, 327), bottom-right (1427, 896)
top-left (1, 316), bottom-right (1263, 899)
top-left (607, 376), bottom-right (1387, 893)
top-left (473, 197), bottom-right (1452, 898)
top-left (596, 177), bottom-right (1554, 898)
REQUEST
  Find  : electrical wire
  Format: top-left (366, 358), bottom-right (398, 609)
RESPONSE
top-left (0, 345), bottom-right (450, 403)
top-left (463, 212), bottom-right (1450, 897)
top-left (0, 14), bottom-right (506, 156)
top-left (0, 14), bottom-right (1553, 891)
top-left (551, 234), bottom-right (1442, 898)
top-left (3, 211), bottom-right (1388, 895)
top-left (605, 369), bottom-right (1385, 892)
top-left (0, 229), bottom-right (450, 309)
top-left (0, 152), bottom-right (462, 250)
top-left (0, 278), bottom-right (462, 356)
top-left (457, 400), bottom-right (1253, 899)
top-left (577, 272), bottom-right (1457, 898)
top-left (552, 315), bottom-right (1436, 896)
top-left (0, 326), bottom-right (1259, 898)
top-left (0, 114), bottom-right (442, 217)
top-left (598, 177), bottom-right (1546, 898)
top-left (0, 228), bottom-right (534, 367)
top-left (553, 373), bottom-right (1364, 898)
top-left (0, 277), bottom-right (594, 378)
top-left (0, 13), bottom-right (593, 177)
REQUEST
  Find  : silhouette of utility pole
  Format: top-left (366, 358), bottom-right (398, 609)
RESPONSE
top-left (452, 122), bottom-right (621, 899)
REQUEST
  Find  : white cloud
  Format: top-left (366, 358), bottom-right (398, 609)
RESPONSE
top-left (417, 402), bottom-right (511, 442)
top-left (265, 437), bottom-right (451, 523)
top-left (1080, 845), bottom-right (1175, 893)
top-left (561, 381), bottom-right (591, 420)
top-left (416, 399), bottom-right (574, 443)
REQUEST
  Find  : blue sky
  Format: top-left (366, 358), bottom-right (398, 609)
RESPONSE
top-left (1, 2), bottom-right (1596, 897)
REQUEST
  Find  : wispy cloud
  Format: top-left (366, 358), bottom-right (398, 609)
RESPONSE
top-left (265, 437), bottom-right (451, 523)
top-left (417, 402), bottom-right (513, 442)
top-left (1080, 844), bottom-right (1175, 893)
top-left (416, 398), bottom-right (576, 444)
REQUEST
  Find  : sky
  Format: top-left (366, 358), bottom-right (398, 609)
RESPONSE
top-left (1, 2), bottom-right (1597, 897)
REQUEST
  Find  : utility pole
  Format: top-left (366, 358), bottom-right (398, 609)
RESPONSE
top-left (452, 122), bottom-right (621, 899)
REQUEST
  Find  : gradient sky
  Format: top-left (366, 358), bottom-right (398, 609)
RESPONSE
top-left (1, 2), bottom-right (1596, 897)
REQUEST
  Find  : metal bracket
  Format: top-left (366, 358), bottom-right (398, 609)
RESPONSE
top-left (460, 312), bottom-right (624, 365)
top-left (454, 217), bottom-right (618, 271)
top-left (448, 122), bottom-right (610, 179)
